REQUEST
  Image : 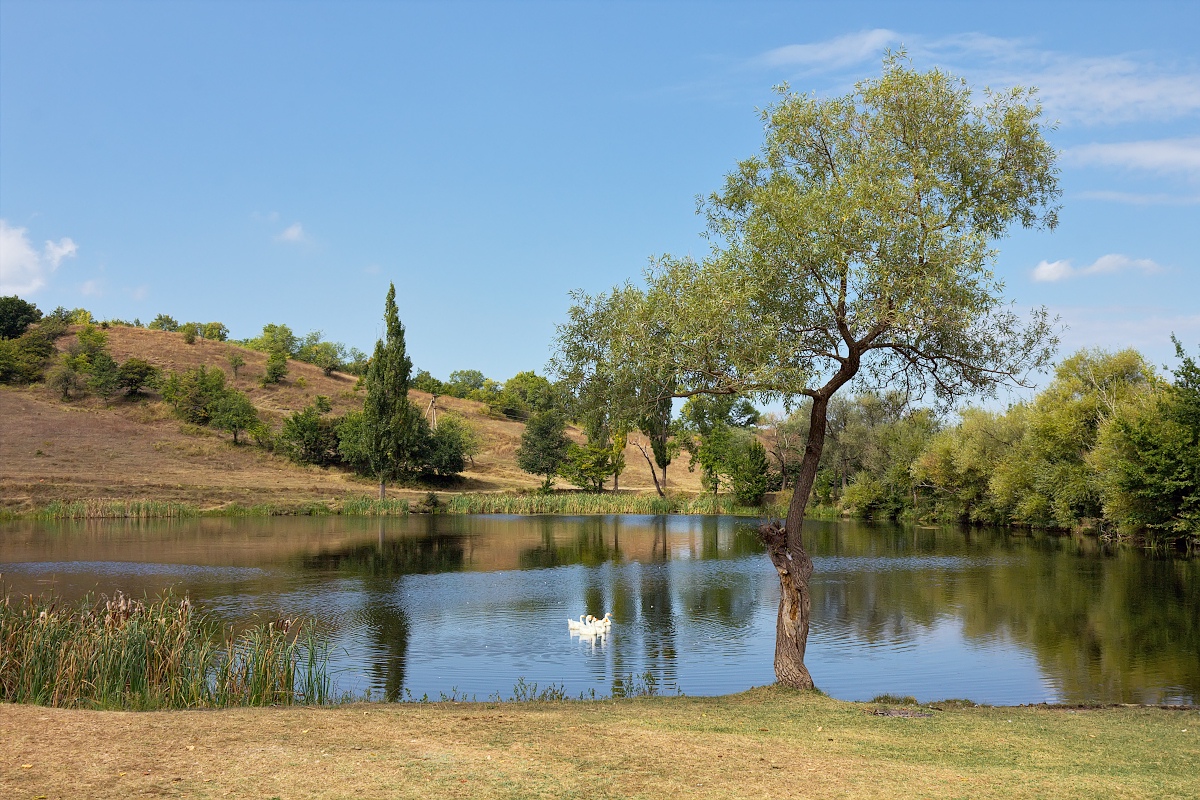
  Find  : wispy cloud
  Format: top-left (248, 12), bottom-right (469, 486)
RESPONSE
top-left (1076, 189), bottom-right (1200, 205)
top-left (750, 33), bottom-right (1200, 126)
top-left (0, 219), bottom-right (78, 294)
top-left (275, 222), bottom-right (307, 244)
top-left (1032, 253), bottom-right (1162, 283)
top-left (80, 279), bottom-right (103, 297)
top-left (1052, 305), bottom-right (1200, 356)
top-left (1065, 137), bottom-right (1200, 176)
top-left (756, 29), bottom-right (900, 71)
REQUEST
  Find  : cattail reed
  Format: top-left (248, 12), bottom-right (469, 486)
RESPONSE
top-left (0, 589), bottom-right (331, 710)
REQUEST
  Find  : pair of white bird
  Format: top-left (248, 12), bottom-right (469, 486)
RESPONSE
top-left (567, 612), bottom-right (613, 636)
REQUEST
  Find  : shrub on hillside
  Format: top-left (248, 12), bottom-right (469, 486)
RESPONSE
top-left (161, 366), bottom-right (227, 424)
top-left (262, 351), bottom-right (288, 385)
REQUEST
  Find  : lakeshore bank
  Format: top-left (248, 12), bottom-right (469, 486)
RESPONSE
top-left (3, 688), bottom-right (1196, 799)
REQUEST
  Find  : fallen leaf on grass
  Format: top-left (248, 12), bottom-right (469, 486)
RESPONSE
top-left (21, 764), bottom-right (33, 769)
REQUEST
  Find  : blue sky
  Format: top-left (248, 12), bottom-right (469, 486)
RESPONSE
top-left (2, 1), bottom-right (1197, 393)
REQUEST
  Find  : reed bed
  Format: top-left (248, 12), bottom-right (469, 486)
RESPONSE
top-left (0, 590), bottom-right (330, 710)
top-left (32, 499), bottom-right (199, 520)
top-left (338, 497), bottom-right (412, 516)
top-left (442, 491), bottom-right (785, 517)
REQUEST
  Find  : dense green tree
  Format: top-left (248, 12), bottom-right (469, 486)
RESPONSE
top-left (202, 322), bottom-right (229, 341)
top-left (86, 352), bottom-right (122, 405)
top-left (1095, 339), bottom-right (1200, 543)
top-left (262, 350), bottom-right (288, 385)
top-left (516, 412), bottom-right (572, 491)
top-left (425, 422), bottom-right (468, 477)
top-left (989, 349), bottom-right (1153, 528)
top-left (0, 320), bottom-right (62, 384)
top-left (280, 404), bottom-right (341, 464)
top-left (147, 314), bottom-right (180, 332)
top-left (0, 296), bottom-right (42, 339)
top-left (447, 369), bottom-right (487, 397)
top-left (432, 413), bottom-right (481, 468)
top-left (210, 390), bottom-right (258, 445)
top-left (357, 283), bottom-right (431, 497)
top-left (161, 366), bottom-right (227, 424)
top-left (117, 358), bottom-right (159, 397)
top-left (250, 323), bottom-right (300, 356)
top-left (731, 438), bottom-right (772, 506)
top-left (569, 58), bottom-right (1060, 687)
top-left (411, 369), bottom-right (447, 395)
top-left (45, 360), bottom-right (85, 399)
top-left (560, 441), bottom-right (614, 492)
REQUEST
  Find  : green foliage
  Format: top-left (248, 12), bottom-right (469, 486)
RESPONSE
top-left (86, 351), bottom-right (122, 405)
top-left (161, 365), bottom-right (227, 424)
top-left (679, 396), bottom-right (751, 494)
top-left (516, 412), bottom-right (571, 488)
top-left (210, 390), bottom-right (259, 445)
top-left (202, 322), bottom-right (229, 341)
top-left (181, 323), bottom-right (197, 344)
top-left (0, 295), bottom-right (42, 339)
top-left (731, 438), bottom-right (771, 507)
top-left (248, 323), bottom-right (300, 356)
top-left (487, 371), bottom-right (568, 420)
top-left (411, 369), bottom-right (446, 395)
top-left (147, 314), bottom-right (180, 332)
top-left (45, 360), bottom-right (85, 399)
top-left (356, 284), bottom-right (438, 492)
top-left (280, 404), bottom-right (341, 465)
top-left (429, 414), bottom-right (480, 472)
top-left (262, 350), bottom-right (288, 385)
top-left (989, 349), bottom-right (1153, 528)
top-left (0, 319), bottom-right (63, 384)
top-left (425, 423), bottom-right (467, 477)
top-left (560, 441), bottom-right (614, 492)
top-left (1095, 340), bottom-right (1200, 543)
top-left (117, 358), bottom-right (160, 396)
top-left (447, 369), bottom-right (486, 396)
top-left (227, 350), bottom-right (245, 378)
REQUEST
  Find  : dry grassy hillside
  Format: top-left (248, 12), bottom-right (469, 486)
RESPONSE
top-left (0, 326), bottom-right (702, 511)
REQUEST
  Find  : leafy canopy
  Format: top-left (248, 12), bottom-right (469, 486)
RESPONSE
top-left (581, 56), bottom-right (1060, 415)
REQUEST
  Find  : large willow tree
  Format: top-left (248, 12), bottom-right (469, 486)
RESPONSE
top-left (555, 57), bottom-right (1061, 688)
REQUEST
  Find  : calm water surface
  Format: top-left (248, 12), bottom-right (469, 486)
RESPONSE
top-left (2, 515), bottom-right (1196, 705)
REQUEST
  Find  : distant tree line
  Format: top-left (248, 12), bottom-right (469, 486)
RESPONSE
top-left (752, 346), bottom-right (1199, 548)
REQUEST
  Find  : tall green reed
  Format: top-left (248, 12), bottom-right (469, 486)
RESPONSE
top-left (0, 589), bottom-right (331, 709)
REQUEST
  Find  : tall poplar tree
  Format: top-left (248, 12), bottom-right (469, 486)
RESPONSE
top-left (361, 283), bottom-right (429, 498)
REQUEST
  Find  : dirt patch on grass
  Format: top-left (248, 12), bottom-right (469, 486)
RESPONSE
top-left (2, 689), bottom-right (1197, 799)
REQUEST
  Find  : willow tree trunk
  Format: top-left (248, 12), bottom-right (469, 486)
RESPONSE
top-left (758, 394), bottom-right (832, 689)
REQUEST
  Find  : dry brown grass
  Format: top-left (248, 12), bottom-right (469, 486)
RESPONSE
top-left (1, 326), bottom-right (702, 511)
top-left (2, 688), bottom-right (1196, 799)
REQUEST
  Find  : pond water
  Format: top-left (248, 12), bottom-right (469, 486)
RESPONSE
top-left (2, 515), bottom-right (1197, 705)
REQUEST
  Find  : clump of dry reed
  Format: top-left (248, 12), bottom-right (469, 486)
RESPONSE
top-left (0, 589), bottom-right (330, 710)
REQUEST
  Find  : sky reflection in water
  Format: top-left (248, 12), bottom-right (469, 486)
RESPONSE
top-left (1, 515), bottom-right (1195, 705)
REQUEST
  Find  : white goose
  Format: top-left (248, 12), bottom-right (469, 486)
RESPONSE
top-left (580, 612), bottom-right (613, 635)
top-left (567, 614), bottom-right (596, 632)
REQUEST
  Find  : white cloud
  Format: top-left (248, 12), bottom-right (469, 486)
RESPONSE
top-left (0, 220), bottom-right (78, 294)
top-left (757, 29), bottom-right (900, 71)
top-left (1032, 253), bottom-right (1163, 282)
top-left (1065, 138), bottom-right (1200, 176)
top-left (275, 222), bottom-right (307, 243)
